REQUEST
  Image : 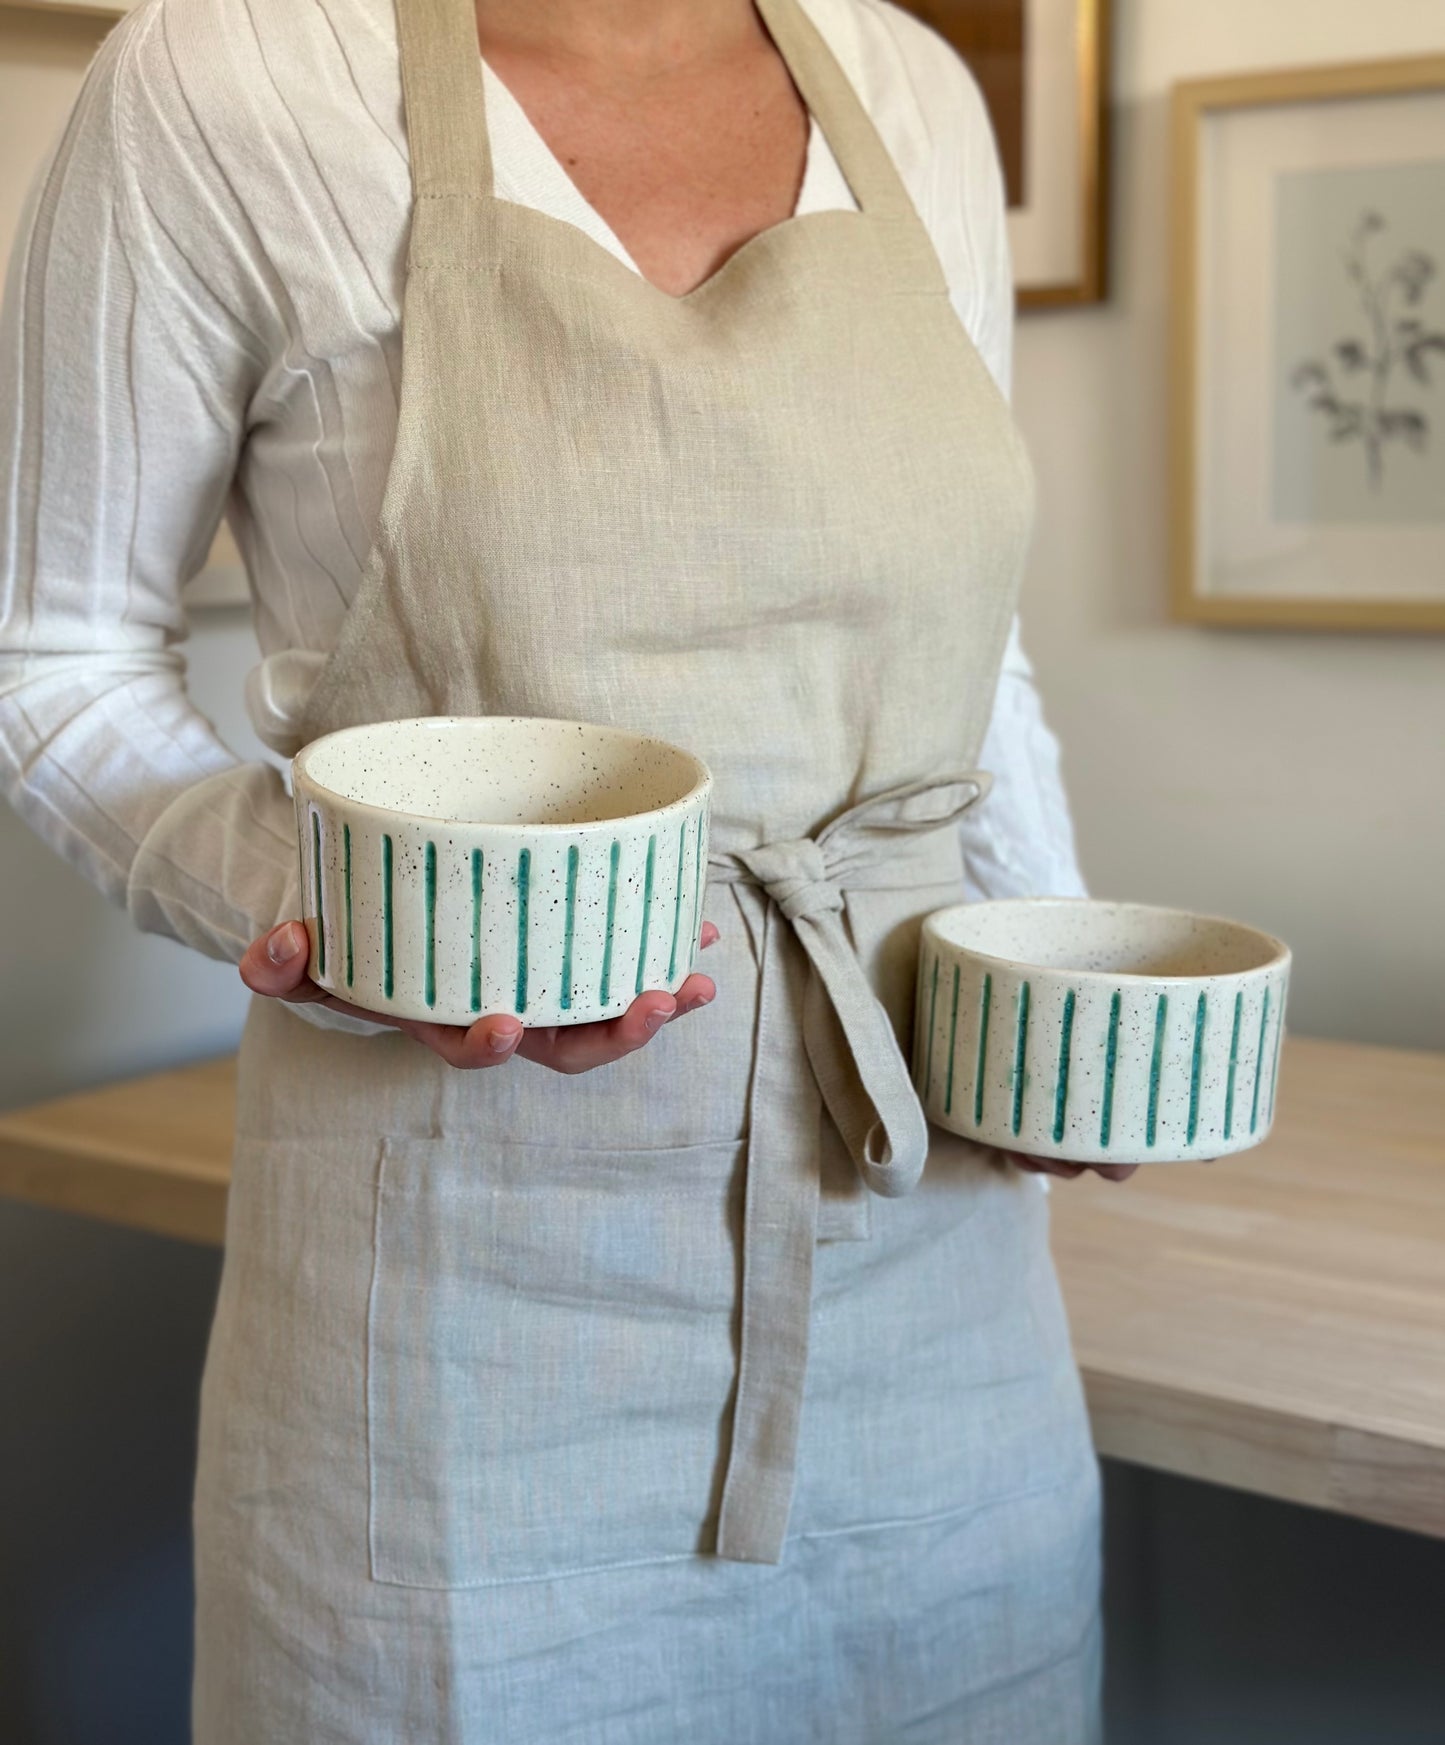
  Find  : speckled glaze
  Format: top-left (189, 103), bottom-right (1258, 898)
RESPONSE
top-left (292, 716), bottom-right (712, 1026)
top-left (913, 898), bottom-right (1292, 1164)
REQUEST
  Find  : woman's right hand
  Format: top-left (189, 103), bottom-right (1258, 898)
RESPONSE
top-left (239, 918), bottom-right (718, 1073)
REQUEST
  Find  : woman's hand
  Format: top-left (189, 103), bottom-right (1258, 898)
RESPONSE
top-left (1001, 1150), bottom-right (1219, 1182)
top-left (1000, 1151), bottom-right (1139, 1183)
top-left (240, 918), bottom-right (719, 1073)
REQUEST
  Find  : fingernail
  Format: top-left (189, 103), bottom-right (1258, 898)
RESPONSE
top-left (489, 1023), bottom-right (520, 1052)
top-left (267, 924), bottom-right (305, 965)
top-left (644, 1004), bottom-right (674, 1034)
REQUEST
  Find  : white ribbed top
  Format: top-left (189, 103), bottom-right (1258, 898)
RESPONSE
top-left (0, 0), bottom-right (1088, 1002)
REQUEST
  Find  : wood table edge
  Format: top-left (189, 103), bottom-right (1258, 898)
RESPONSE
top-left (2, 1035), bottom-right (1442, 1540)
top-left (1081, 1366), bottom-right (1445, 1541)
top-left (0, 1127), bottom-right (228, 1245)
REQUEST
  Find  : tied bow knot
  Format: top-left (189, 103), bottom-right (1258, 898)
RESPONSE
top-left (734, 838), bottom-right (845, 924)
top-left (701, 767), bottom-right (994, 1566)
top-left (707, 769), bottom-right (994, 1202)
top-left (701, 771), bottom-right (991, 1563)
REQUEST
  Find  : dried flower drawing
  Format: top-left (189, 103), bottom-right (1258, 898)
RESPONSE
top-left (1288, 208), bottom-right (1445, 492)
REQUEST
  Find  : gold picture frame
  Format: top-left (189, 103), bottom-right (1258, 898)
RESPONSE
top-left (899, 0), bottom-right (1111, 307)
top-left (1170, 54), bottom-right (1445, 631)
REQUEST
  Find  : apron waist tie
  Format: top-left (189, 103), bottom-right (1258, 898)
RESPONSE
top-left (703, 768), bottom-right (994, 1563)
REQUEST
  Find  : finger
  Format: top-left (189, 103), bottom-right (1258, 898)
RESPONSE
top-left (1009, 1152), bottom-right (1086, 1179)
top-left (699, 921), bottom-right (720, 949)
top-left (1088, 1163), bottom-right (1140, 1182)
top-left (662, 972), bottom-right (716, 1021)
top-left (397, 1012), bottom-right (524, 1068)
top-left (240, 922), bottom-right (315, 998)
top-left (521, 992), bottom-right (677, 1074)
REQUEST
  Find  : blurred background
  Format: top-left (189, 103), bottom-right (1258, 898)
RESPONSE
top-left (1, 1), bottom-right (1442, 1741)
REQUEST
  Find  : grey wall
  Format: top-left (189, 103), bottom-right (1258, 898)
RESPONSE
top-left (1102, 1465), bottom-right (1445, 1745)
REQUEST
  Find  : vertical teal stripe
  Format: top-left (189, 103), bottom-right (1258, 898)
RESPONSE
top-left (1146, 992), bottom-right (1169, 1147)
top-left (1101, 990), bottom-right (1121, 1146)
top-left (944, 962), bottom-right (961, 1115)
top-left (343, 823), bottom-right (353, 988)
top-left (1266, 978), bottom-right (1287, 1125)
top-left (311, 811), bottom-right (326, 977)
top-left (1053, 988), bottom-right (1076, 1143)
top-left (1186, 990), bottom-right (1206, 1143)
top-left (1011, 980), bottom-right (1030, 1136)
top-left (515, 847), bottom-right (530, 1014)
top-left (1249, 986), bottom-right (1271, 1135)
top-left (924, 954), bottom-right (939, 1099)
top-left (635, 833), bottom-right (657, 995)
top-left (911, 945), bottom-right (926, 1084)
top-left (470, 849), bottom-right (483, 1013)
top-left (560, 843), bottom-right (579, 1010)
top-left (381, 835), bottom-right (394, 999)
top-left (667, 822), bottom-right (685, 981)
top-left (423, 841), bottom-right (437, 1009)
top-left (974, 974), bottom-right (992, 1125)
top-left (690, 809), bottom-right (705, 960)
top-left (600, 839), bottom-right (620, 1004)
top-left (1224, 990), bottom-right (1243, 1139)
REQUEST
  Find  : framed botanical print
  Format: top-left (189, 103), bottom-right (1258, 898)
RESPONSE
top-left (1170, 54), bottom-right (1445, 631)
top-left (899, 0), bottom-right (1111, 306)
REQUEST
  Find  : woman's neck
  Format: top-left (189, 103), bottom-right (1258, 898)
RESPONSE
top-left (474, 0), bottom-right (768, 75)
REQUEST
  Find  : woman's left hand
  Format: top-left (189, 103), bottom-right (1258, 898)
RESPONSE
top-left (1001, 1151), bottom-right (1139, 1183)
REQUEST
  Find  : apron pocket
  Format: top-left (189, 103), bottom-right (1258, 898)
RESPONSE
top-left (366, 1132), bottom-right (745, 1588)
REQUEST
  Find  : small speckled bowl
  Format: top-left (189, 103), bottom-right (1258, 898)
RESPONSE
top-left (292, 716), bottom-right (711, 1027)
top-left (912, 898), bottom-right (1292, 1164)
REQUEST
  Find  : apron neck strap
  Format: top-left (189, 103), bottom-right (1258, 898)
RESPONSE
top-left (394, 0), bottom-right (917, 221)
top-left (396, 0), bottom-right (495, 200)
top-left (753, 0), bottom-right (916, 220)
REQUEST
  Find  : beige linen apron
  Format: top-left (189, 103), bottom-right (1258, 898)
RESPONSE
top-left (192, 0), bottom-right (1103, 1737)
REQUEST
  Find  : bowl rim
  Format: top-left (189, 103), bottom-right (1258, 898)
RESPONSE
top-left (292, 714), bottom-right (712, 834)
top-left (921, 895), bottom-right (1291, 984)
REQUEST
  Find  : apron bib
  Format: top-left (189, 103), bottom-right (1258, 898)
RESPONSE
top-left (196, 3), bottom-right (1095, 1696)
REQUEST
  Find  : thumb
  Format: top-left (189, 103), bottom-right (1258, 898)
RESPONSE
top-left (240, 920), bottom-right (315, 998)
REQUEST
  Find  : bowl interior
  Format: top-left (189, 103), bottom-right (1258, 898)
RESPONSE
top-left (297, 716), bottom-right (706, 827)
top-left (931, 899), bottom-right (1285, 979)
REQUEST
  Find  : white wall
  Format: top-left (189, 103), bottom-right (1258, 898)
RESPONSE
top-left (1017, 4), bottom-right (1445, 1738)
top-left (1014, 0), bottom-right (1445, 1054)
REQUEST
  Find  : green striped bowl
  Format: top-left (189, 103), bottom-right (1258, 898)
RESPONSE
top-left (292, 716), bottom-right (711, 1027)
top-left (913, 898), bottom-right (1291, 1164)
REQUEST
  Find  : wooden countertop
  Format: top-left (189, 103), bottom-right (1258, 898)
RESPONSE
top-left (2, 1034), bottom-right (1442, 1539)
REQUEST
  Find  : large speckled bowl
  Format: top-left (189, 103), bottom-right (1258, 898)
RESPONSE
top-left (292, 716), bottom-right (711, 1027)
top-left (913, 898), bottom-right (1291, 1164)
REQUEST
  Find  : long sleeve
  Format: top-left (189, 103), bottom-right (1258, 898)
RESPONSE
top-left (895, 2), bottom-right (1091, 904)
top-left (0, 10), bottom-right (306, 967)
top-left (962, 623), bottom-right (1091, 901)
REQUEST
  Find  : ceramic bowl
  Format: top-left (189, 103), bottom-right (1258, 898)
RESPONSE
top-left (913, 898), bottom-right (1291, 1164)
top-left (292, 716), bottom-right (712, 1027)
